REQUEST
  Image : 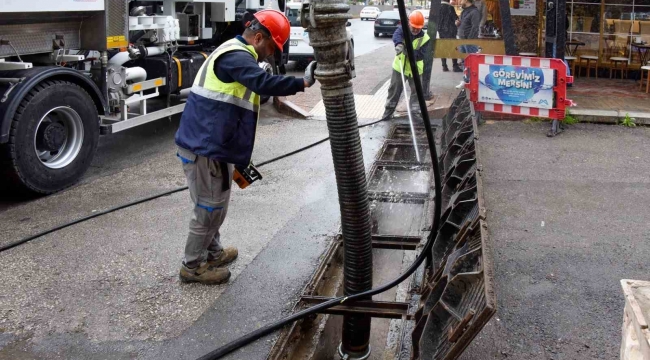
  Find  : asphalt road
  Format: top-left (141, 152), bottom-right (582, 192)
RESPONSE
top-left (460, 121), bottom-right (650, 360)
top-left (348, 18), bottom-right (395, 57)
top-left (0, 36), bottom-right (398, 358)
top-left (0, 103), bottom-right (392, 359)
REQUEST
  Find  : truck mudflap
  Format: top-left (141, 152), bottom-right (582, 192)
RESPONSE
top-left (0, 66), bottom-right (106, 143)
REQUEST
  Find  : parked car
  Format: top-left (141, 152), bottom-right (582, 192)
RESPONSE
top-left (286, 3), bottom-right (354, 68)
top-left (412, 9), bottom-right (429, 29)
top-left (360, 6), bottom-right (381, 20)
top-left (374, 10), bottom-right (401, 37)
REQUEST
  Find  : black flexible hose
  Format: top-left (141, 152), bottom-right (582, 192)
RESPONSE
top-left (320, 66), bottom-right (374, 357)
top-left (0, 118), bottom-right (388, 254)
top-left (196, 0), bottom-right (443, 358)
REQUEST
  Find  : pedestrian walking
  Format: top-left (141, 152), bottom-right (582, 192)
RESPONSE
top-left (381, 11), bottom-right (431, 120)
top-left (174, 10), bottom-right (317, 285)
top-left (439, 0), bottom-right (461, 72)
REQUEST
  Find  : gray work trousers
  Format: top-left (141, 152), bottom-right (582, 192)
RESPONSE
top-left (384, 69), bottom-right (421, 118)
top-left (177, 147), bottom-right (234, 268)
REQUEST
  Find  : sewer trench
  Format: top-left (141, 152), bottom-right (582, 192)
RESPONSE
top-left (267, 122), bottom-right (435, 360)
top-left (268, 91), bottom-right (496, 360)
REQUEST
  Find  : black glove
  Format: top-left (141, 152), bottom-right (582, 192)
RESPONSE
top-left (395, 44), bottom-right (404, 55)
top-left (304, 61), bottom-right (317, 87)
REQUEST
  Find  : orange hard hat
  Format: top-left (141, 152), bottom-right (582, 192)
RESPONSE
top-left (409, 11), bottom-right (425, 29)
top-left (252, 9), bottom-right (291, 50)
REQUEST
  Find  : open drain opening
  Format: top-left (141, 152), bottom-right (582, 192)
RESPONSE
top-left (369, 165), bottom-right (431, 194)
top-left (380, 143), bottom-right (432, 163)
top-left (268, 122), bottom-right (435, 359)
top-left (268, 92), bottom-right (496, 360)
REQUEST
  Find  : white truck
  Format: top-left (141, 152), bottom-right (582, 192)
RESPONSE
top-left (0, 0), bottom-right (288, 194)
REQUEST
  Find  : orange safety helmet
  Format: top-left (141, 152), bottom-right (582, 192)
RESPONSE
top-left (250, 9), bottom-right (291, 50)
top-left (409, 11), bottom-right (425, 29)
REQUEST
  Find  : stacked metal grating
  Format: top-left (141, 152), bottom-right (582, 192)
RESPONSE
top-left (410, 91), bottom-right (496, 360)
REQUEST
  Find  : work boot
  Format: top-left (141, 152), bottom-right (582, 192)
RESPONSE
top-left (453, 64), bottom-right (463, 73)
top-left (179, 263), bottom-right (231, 285)
top-left (442, 64), bottom-right (450, 72)
top-left (207, 247), bottom-right (239, 268)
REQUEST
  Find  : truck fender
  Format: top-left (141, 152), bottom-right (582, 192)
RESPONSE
top-left (0, 67), bottom-right (106, 144)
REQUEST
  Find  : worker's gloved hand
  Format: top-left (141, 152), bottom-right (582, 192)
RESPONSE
top-left (395, 44), bottom-right (404, 55)
top-left (304, 61), bottom-right (317, 87)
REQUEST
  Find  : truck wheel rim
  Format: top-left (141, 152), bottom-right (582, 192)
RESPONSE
top-left (33, 106), bottom-right (85, 169)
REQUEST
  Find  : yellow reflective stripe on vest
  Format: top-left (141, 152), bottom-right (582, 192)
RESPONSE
top-left (191, 85), bottom-right (260, 113)
top-left (192, 38), bottom-right (260, 112)
top-left (195, 40), bottom-right (255, 88)
top-left (393, 33), bottom-right (430, 77)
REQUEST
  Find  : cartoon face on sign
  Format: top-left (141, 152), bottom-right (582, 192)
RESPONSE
top-left (481, 65), bottom-right (548, 106)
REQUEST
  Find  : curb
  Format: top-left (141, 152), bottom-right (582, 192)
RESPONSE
top-left (277, 97), bottom-right (650, 125)
top-left (273, 96), bottom-right (312, 119)
top-left (569, 109), bottom-right (650, 125)
top-left (482, 108), bottom-right (650, 125)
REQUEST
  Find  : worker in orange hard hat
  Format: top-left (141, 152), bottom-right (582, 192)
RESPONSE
top-left (175, 9), bottom-right (318, 285)
top-left (244, 9), bottom-right (292, 60)
top-left (409, 11), bottom-right (426, 29)
top-left (381, 11), bottom-right (431, 120)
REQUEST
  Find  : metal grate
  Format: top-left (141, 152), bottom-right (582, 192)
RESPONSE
top-left (266, 104), bottom-right (493, 359)
top-left (410, 91), bottom-right (496, 360)
top-left (267, 122), bottom-right (436, 359)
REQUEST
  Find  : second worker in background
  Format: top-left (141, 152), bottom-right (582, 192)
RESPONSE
top-left (381, 11), bottom-right (431, 120)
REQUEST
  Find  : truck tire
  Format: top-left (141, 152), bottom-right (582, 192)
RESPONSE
top-left (0, 80), bottom-right (99, 194)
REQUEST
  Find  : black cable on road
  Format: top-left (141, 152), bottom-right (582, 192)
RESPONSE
top-left (0, 187), bottom-right (188, 253)
top-left (0, 117), bottom-right (389, 254)
top-left (196, 1), bottom-right (443, 358)
top-left (256, 116), bottom-right (386, 167)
